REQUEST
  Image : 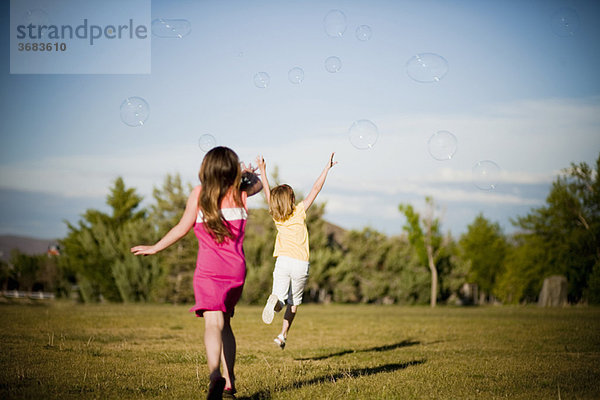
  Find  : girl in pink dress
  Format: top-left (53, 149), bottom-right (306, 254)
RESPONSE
top-left (131, 146), bottom-right (262, 400)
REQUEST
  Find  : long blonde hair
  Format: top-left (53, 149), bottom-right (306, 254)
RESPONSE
top-left (198, 146), bottom-right (242, 243)
top-left (269, 184), bottom-right (296, 222)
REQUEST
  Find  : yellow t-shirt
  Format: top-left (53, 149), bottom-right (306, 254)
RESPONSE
top-left (273, 202), bottom-right (309, 261)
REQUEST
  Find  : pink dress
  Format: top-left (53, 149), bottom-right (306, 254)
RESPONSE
top-left (189, 190), bottom-right (248, 317)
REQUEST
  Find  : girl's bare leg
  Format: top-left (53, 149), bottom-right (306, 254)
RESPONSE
top-left (220, 314), bottom-right (236, 392)
top-left (203, 311), bottom-right (224, 381)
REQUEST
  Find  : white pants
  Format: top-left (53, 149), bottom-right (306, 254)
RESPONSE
top-left (272, 256), bottom-right (309, 306)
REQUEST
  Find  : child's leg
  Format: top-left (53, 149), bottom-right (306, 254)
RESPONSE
top-left (203, 311), bottom-right (224, 380)
top-left (280, 260), bottom-right (309, 339)
top-left (220, 314), bottom-right (236, 392)
top-left (281, 304), bottom-right (297, 338)
top-left (263, 258), bottom-right (290, 324)
top-left (271, 257), bottom-right (292, 306)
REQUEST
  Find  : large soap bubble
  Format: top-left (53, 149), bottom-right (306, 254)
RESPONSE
top-left (198, 134), bottom-right (216, 152)
top-left (355, 25), bottom-right (372, 41)
top-left (151, 18), bottom-right (191, 38)
top-left (349, 120), bottom-right (378, 150)
top-left (325, 56), bottom-right (342, 73)
top-left (550, 7), bottom-right (580, 37)
top-left (406, 53), bottom-right (448, 83)
top-left (288, 67), bottom-right (304, 84)
top-left (428, 131), bottom-right (457, 161)
top-left (324, 9), bottom-right (347, 38)
top-left (120, 97), bottom-right (149, 127)
top-left (254, 72), bottom-right (270, 88)
top-left (472, 160), bottom-right (501, 190)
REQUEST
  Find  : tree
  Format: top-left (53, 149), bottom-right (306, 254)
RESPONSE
top-left (305, 203), bottom-right (343, 303)
top-left (399, 196), bottom-right (446, 307)
top-left (149, 174), bottom-right (197, 303)
top-left (331, 228), bottom-right (389, 303)
top-left (60, 177), bottom-right (162, 302)
top-left (0, 259), bottom-right (12, 291)
top-left (8, 249), bottom-right (39, 291)
top-left (509, 154), bottom-right (600, 303)
top-left (459, 213), bottom-right (507, 302)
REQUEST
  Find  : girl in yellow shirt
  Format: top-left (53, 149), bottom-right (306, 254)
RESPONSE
top-left (257, 153), bottom-right (337, 349)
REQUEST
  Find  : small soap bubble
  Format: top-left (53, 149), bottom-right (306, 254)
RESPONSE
top-left (406, 53), bottom-right (448, 83)
top-left (120, 97), bottom-right (149, 127)
top-left (550, 8), bottom-right (580, 37)
top-left (151, 18), bottom-right (191, 38)
top-left (324, 9), bottom-right (347, 38)
top-left (325, 56), bottom-right (342, 73)
top-left (288, 67), bottom-right (304, 84)
top-left (472, 160), bottom-right (501, 190)
top-left (355, 25), bottom-right (372, 41)
top-left (198, 134), bottom-right (216, 152)
top-left (428, 131), bottom-right (457, 161)
top-left (349, 120), bottom-right (378, 150)
top-left (253, 72), bottom-right (270, 88)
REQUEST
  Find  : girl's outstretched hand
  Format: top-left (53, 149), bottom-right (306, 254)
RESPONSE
top-left (327, 152), bottom-right (338, 169)
top-left (240, 161), bottom-right (257, 174)
top-left (256, 155), bottom-right (266, 172)
top-left (130, 245), bottom-right (157, 256)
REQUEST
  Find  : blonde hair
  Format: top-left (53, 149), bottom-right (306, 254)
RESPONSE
top-left (269, 184), bottom-right (296, 222)
top-left (198, 146), bottom-right (242, 243)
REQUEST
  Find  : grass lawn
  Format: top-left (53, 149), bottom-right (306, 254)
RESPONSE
top-left (1, 301), bottom-right (599, 399)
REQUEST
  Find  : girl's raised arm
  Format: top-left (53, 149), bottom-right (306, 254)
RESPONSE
top-left (131, 186), bottom-right (201, 255)
top-left (256, 156), bottom-right (271, 205)
top-left (303, 152), bottom-right (337, 211)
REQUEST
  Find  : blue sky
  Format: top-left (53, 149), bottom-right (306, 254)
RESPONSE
top-left (1, 0), bottom-right (599, 239)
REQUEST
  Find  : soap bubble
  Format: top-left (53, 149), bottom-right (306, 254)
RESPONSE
top-left (550, 8), bottom-right (580, 37)
top-left (288, 67), bottom-right (304, 84)
top-left (324, 9), bottom-right (347, 38)
top-left (428, 131), bottom-right (457, 161)
top-left (120, 97), bottom-right (149, 127)
top-left (151, 18), bottom-right (191, 38)
top-left (198, 134), bottom-right (216, 152)
top-left (349, 120), bottom-right (378, 150)
top-left (406, 53), bottom-right (448, 83)
top-left (355, 25), bottom-right (372, 41)
top-left (325, 56), bottom-right (342, 73)
top-left (254, 72), bottom-right (270, 88)
top-left (472, 160), bottom-right (501, 190)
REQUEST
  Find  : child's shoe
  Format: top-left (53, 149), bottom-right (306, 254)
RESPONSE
top-left (262, 294), bottom-right (279, 324)
top-left (274, 334), bottom-right (286, 350)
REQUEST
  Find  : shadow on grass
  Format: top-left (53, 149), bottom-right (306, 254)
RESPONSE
top-left (293, 339), bottom-right (420, 361)
top-left (238, 359), bottom-right (426, 400)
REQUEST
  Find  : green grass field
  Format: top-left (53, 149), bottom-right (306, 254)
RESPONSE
top-left (1, 302), bottom-right (599, 399)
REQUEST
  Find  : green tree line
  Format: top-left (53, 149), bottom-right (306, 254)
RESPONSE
top-left (3, 154), bottom-right (598, 305)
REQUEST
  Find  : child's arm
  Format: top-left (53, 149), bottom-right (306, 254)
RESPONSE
top-left (303, 152), bottom-right (337, 211)
top-left (131, 186), bottom-right (200, 255)
top-left (256, 156), bottom-right (271, 205)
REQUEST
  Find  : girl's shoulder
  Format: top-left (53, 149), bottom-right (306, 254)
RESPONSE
top-left (190, 185), bottom-right (202, 199)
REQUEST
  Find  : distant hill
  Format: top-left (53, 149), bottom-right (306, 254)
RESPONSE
top-left (0, 235), bottom-right (59, 262)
